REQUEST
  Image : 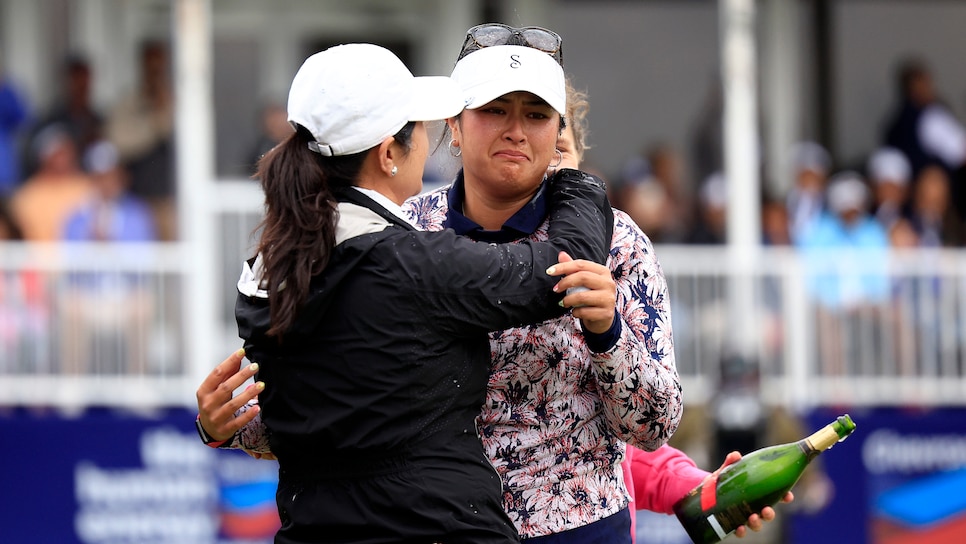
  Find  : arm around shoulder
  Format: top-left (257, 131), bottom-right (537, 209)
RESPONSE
top-left (546, 168), bottom-right (614, 265)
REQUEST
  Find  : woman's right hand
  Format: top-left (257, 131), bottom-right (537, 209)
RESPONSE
top-left (548, 251), bottom-right (617, 334)
top-left (195, 349), bottom-right (264, 442)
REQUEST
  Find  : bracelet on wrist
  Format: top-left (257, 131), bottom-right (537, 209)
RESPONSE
top-left (195, 415), bottom-right (229, 448)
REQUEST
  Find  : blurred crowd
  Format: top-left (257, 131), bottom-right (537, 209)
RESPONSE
top-left (0, 42), bottom-right (184, 374)
top-left (2, 46), bottom-right (964, 254)
top-left (1, 44), bottom-right (965, 378)
top-left (1, 42), bottom-right (174, 245)
top-left (603, 57), bottom-right (966, 257)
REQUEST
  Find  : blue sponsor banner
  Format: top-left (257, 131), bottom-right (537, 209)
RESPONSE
top-left (0, 407), bottom-right (279, 544)
top-left (791, 407), bottom-right (966, 544)
top-left (5, 405), bottom-right (963, 543)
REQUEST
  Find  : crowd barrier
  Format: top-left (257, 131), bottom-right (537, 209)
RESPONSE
top-left (2, 187), bottom-right (964, 411)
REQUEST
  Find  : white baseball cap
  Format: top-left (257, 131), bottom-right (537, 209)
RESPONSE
top-left (287, 43), bottom-right (465, 157)
top-left (867, 146), bottom-right (911, 186)
top-left (700, 172), bottom-right (728, 209)
top-left (789, 141), bottom-right (832, 176)
top-left (826, 171), bottom-right (869, 213)
top-left (84, 140), bottom-right (120, 174)
top-left (450, 45), bottom-right (566, 115)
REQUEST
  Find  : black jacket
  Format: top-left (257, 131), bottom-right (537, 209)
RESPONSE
top-left (235, 169), bottom-right (611, 543)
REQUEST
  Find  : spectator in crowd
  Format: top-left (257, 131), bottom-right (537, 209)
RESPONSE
top-left (884, 57), bottom-right (966, 177)
top-left (786, 141), bottom-right (832, 243)
top-left (761, 194), bottom-right (792, 246)
top-left (799, 171), bottom-right (890, 308)
top-left (617, 143), bottom-right (692, 244)
top-left (888, 217), bottom-right (919, 250)
top-left (63, 140), bottom-right (156, 242)
top-left (798, 171), bottom-right (890, 375)
top-left (60, 140), bottom-right (157, 375)
top-left (0, 197), bottom-right (22, 240)
top-left (26, 54), bottom-right (103, 177)
top-left (883, 57), bottom-right (966, 220)
top-left (907, 163), bottom-right (965, 247)
top-left (686, 171), bottom-right (728, 244)
top-left (614, 151), bottom-right (650, 216)
top-left (245, 101), bottom-right (292, 175)
top-left (0, 198), bottom-right (23, 371)
top-left (0, 59), bottom-right (29, 196)
top-left (106, 40), bottom-right (176, 240)
top-left (10, 124), bottom-right (93, 241)
top-left (866, 146), bottom-right (912, 230)
top-left (757, 194), bottom-right (794, 384)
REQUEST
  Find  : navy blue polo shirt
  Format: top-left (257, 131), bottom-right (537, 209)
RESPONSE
top-left (441, 172), bottom-right (620, 352)
top-left (442, 173), bottom-right (549, 244)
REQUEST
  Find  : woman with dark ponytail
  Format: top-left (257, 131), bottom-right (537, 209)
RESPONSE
top-left (214, 43), bottom-right (612, 543)
top-left (253, 122), bottom-right (369, 338)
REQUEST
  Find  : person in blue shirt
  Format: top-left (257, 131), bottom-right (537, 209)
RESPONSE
top-left (797, 170), bottom-right (890, 375)
top-left (798, 171), bottom-right (890, 310)
top-left (63, 139), bottom-right (156, 242)
top-left (60, 139), bottom-right (157, 375)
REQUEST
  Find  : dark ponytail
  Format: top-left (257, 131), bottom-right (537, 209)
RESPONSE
top-left (253, 126), bottom-right (366, 338)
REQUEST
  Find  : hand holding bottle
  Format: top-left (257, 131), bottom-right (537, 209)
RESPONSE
top-left (707, 451), bottom-right (794, 539)
top-left (674, 414), bottom-right (855, 543)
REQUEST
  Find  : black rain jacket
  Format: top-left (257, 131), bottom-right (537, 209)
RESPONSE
top-left (234, 169), bottom-right (612, 543)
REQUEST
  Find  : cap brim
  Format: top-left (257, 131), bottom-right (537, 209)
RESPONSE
top-left (463, 79), bottom-right (566, 115)
top-left (408, 76), bottom-right (466, 121)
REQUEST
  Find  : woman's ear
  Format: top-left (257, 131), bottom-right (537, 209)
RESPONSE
top-left (446, 118), bottom-right (461, 149)
top-left (376, 136), bottom-right (396, 177)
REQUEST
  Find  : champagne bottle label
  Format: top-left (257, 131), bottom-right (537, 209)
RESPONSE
top-left (706, 514), bottom-right (728, 540)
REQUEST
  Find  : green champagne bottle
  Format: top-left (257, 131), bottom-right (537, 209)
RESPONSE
top-left (672, 414), bottom-right (856, 544)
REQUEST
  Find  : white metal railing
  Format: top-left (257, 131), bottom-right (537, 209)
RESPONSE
top-left (2, 202), bottom-right (966, 410)
top-left (658, 245), bottom-right (966, 409)
top-left (0, 242), bottom-right (190, 408)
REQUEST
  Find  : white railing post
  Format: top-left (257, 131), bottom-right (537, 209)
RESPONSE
top-left (782, 250), bottom-right (813, 411)
top-left (720, 0), bottom-right (762, 361)
top-left (174, 0), bottom-right (218, 408)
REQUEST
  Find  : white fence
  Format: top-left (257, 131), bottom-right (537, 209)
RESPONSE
top-left (2, 195), bottom-right (965, 410)
top-left (658, 246), bottom-right (966, 409)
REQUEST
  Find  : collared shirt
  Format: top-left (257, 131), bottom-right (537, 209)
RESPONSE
top-left (442, 173), bottom-right (549, 243)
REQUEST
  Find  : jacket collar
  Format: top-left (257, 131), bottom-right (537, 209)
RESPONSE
top-left (443, 170), bottom-right (549, 243)
top-left (333, 186), bottom-right (418, 245)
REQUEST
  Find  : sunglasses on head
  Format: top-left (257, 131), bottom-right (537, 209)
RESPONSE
top-left (457, 23), bottom-right (563, 65)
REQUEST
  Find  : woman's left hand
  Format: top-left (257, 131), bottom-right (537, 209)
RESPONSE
top-left (548, 251), bottom-right (616, 334)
